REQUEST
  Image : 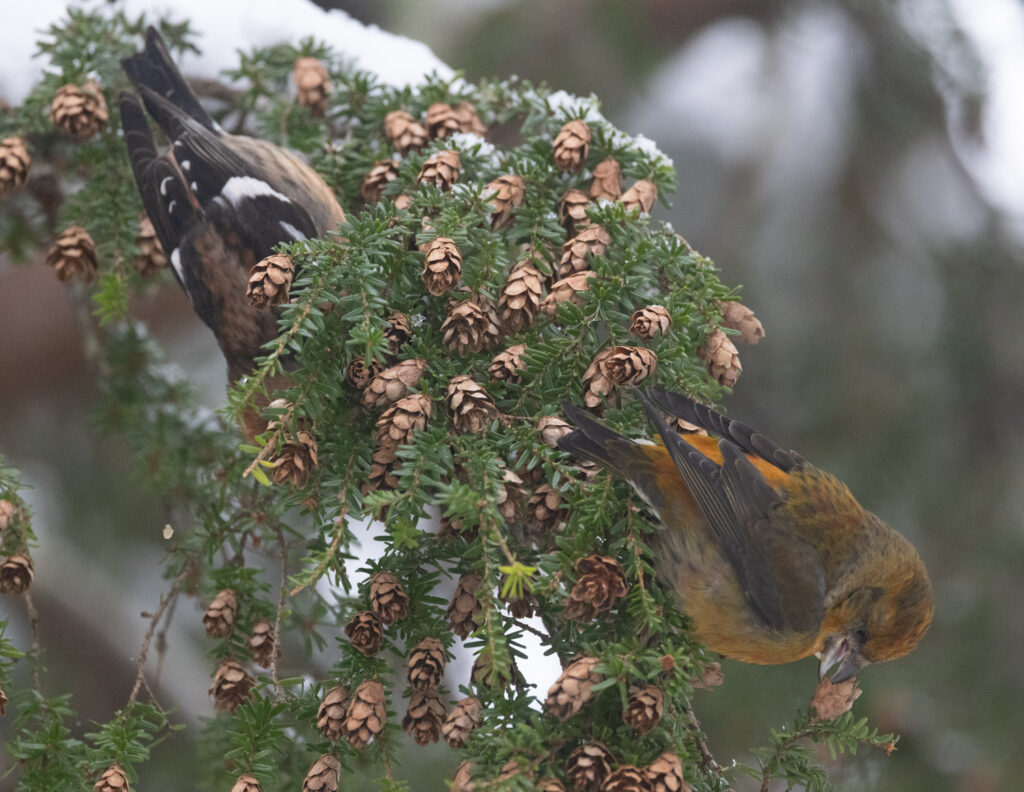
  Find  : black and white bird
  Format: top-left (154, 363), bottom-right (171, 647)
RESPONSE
top-left (120, 26), bottom-right (345, 383)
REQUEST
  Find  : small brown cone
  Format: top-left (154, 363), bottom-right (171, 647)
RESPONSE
top-left (46, 225), bottom-right (98, 283)
top-left (553, 119), bottom-right (590, 172)
top-left (560, 188), bottom-right (591, 235)
top-left (484, 173), bottom-right (526, 228)
top-left (203, 588), bottom-right (237, 638)
top-left (231, 774), bottom-right (262, 792)
top-left (566, 742), bottom-right (613, 791)
top-left (0, 137), bottom-right (31, 198)
top-left (620, 179), bottom-right (658, 215)
top-left (720, 300), bottom-right (765, 345)
top-left (425, 102), bottom-right (461, 139)
top-left (0, 684), bottom-right (7, 716)
top-left (564, 555), bottom-right (628, 622)
top-left (644, 752), bottom-right (689, 792)
top-left (344, 679), bottom-right (387, 748)
top-left (624, 685), bottom-right (664, 735)
top-left (362, 359), bottom-right (426, 411)
top-left (132, 215), bottom-right (168, 275)
top-left (418, 150), bottom-right (461, 191)
top-left (248, 619), bottom-right (279, 668)
top-left (422, 236), bottom-right (462, 295)
top-left (809, 676), bottom-right (862, 722)
top-left (446, 375), bottom-right (499, 435)
top-left (293, 57), bottom-right (331, 117)
top-left (384, 109), bottom-right (428, 154)
top-left (317, 685), bottom-right (350, 741)
top-left (470, 647), bottom-right (520, 692)
top-left (527, 483), bottom-right (567, 534)
top-left (452, 760), bottom-right (476, 792)
top-left (369, 571), bottom-right (409, 625)
top-left (0, 499), bottom-right (17, 532)
top-left (540, 779), bottom-right (567, 792)
top-left (247, 253), bottom-right (294, 309)
top-left (442, 695), bottom-right (481, 748)
top-left (209, 659), bottom-right (255, 713)
top-left (496, 466), bottom-right (526, 524)
top-left (344, 610), bottom-right (383, 656)
top-left (383, 312), bottom-right (413, 356)
top-left (346, 357), bottom-right (381, 390)
top-left (545, 655), bottom-right (603, 721)
top-left (691, 661), bottom-right (724, 690)
top-left (360, 159), bottom-right (400, 204)
top-left (376, 393), bottom-right (432, 448)
top-left (537, 415), bottom-right (572, 449)
top-left (270, 429), bottom-right (318, 487)
top-left (302, 754), bottom-right (340, 792)
top-left (541, 271), bottom-right (596, 317)
top-left (407, 637), bottom-right (446, 690)
top-left (590, 156), bottom-right (622, 201)
top-left (50, 79), bottom-right (108, 139)
top-left (559, 224), bottom-right (611, 278)
top-left (454, 100), bottom-right (487, 135)
top-left (441, 299), bottom-right (501, 356)
top-left (0, 554), bottom-right (33, 595)
top-left (602, 765), bottom-right (652, 792)
top-left (582, 347), bottom-right (616, 410)
top-left (499, 259), bottom-right (545, 332)
top-left (629, 306), bottom-right (671, 340)
top-left (447, 573), bottom-right (483, 639)
top-left (700, 329), bottom-right (741, 387)
top-left (402, 688), bottom-right (447, 745)
top-left (489, 344), bottom-right (526, 383)
top-left (93, 764), bottom-right (130, 792)
top-left (599, 346), bottom-right (657, 387)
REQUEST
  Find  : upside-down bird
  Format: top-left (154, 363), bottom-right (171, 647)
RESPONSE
top-left (119, 26), bottom-right (345, 384)
top-left (559, 386), bottom-right (933, 681)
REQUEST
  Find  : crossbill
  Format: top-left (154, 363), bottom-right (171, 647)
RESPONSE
top-left (559, 386), bottom-right (933, 681)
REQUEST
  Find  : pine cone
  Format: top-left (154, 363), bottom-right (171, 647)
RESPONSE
top-left (599, 346), bottom-right (658, 387)
top-left (209, 659), bottom-right (255, 713)
top-left (541, 271), bottom-right (597, 317)
top-left (454, 101), bottom-right (487, 136)
top-left (376, 393), bottom-right (432, 448)
top-left (527, 484), bottom-right (567, 534)
top-left (344, 610), bottom-right (383, 656)
top-left (540, 779), bottom-right (567, 792)
top-left (447, 573), bottom-right (483, 639)
top-left (270, 429), bottom-right (318, 487)
top-left (564, 555), bottom-right (628, 622)
top-left (46, 225), bottom-right (98, 283)
top-left (203, 588), bottom-right (237, 638)
top-left (422, 236), bottom-right (463, 295)
top-left (345, 679), bottom-right (386, 748)
top-left (489, 344), bottom-right (526, 383)
top-left (247, 253), bottom-right (294, 309)
top-left (93, 764), bottom-right (130, 792)
top-left (720, 301), bottom-right (765, 345)
top-left (293, 57), bottom-right (331, 117)
top-left (231, 774), bottom-right (262, 792)
top-left (566, 742), bottom-right (613, 791)
top-left (425, 102), bottom-right (461, 139)
top-left (442, 695), bottom-right (481, 748)
top-left (452, 760), bottom-right (476, 792)
top-left (345, 357), bottom-right (379, 390)
top-left (248, 619), bottom-right (279, 668)
top-left (629, 306), bottom-right (671, 340)
top-left (553, 119), bottom-right (590, 172)
top-left (620, 179), bottom-right (658, 215)
top-left (50, 79), bottom-right (108, 139)
top-left (0, 554), bottom-right (33, 595)
top-left (700, 329), bottom-right (741, 387)
top-left (545, 655), bottom-right (603, 721)
top-left (402, 688), bottom-right (447, 745)
top-left (369, 571), bottom-right (409, 625)
top-left (559, 224), bottom-right (611, 278)
top-left (470, 647), bottom-right (520, 692)
top-left (624, 685), bottom-right (664, 735)
top-left (383, 312), bottom-right (413, 356)
top-left (317, 685), bottom-right (350, 741)
top-left (407, 637), bottom-right (446, 690)
top-left (384, 109), bottom-right (428, 154)
top-left (484, 173), bottom-right (526, 228)
top-left (691, 661), bottom-right (724, 690)
top-left (560, 188), bottom-right (591, 235)
top-left (499, 259), bottom-right (545, 332)
top-left (601, 765), bottom-right (652, 792)
top-left (442, 299), bottom-right (501, 356)
top-left (302, 754), bottom-right (340, 792)
top-left (0, 499), bottom-right (17, 532)
top-left (643, 752), bottom-right (690, 792)
top-left (0, 137), bottom-right (30, 197)
top-left (362, 359), bottom-right (426, 411)
top-left (582, 347), bottom-right (616, 409)
top-left (496, 466), bottom-right (526, 524)
top-left (418, 150), bottom-right (461, 191)
top-left (446, 376), bottom-right (499, 435)
top-left (360, 159), bottom-right (400, 204)
top-left (0, 684), bottom-right (7, 716)
top-left (537, 415), bottom-right (573, 449)
top-left (132, 214), bottom-right (168, 275)
top-left (590, 157), bottom-right (622, 201)
top-left (809, 676), bottom-right (862, 722)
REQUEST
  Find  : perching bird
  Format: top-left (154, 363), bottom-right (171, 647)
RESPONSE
top-left (559, 386), bottom-right (933, 681)
top-left (119, 27), bottom-right (345, 383)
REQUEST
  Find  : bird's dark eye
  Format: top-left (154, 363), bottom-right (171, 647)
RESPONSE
top-left (853, 628), bottom-right (868, 645)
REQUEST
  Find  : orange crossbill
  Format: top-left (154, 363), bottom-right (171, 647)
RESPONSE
top-left (559, 386), bottom-right (933, 681)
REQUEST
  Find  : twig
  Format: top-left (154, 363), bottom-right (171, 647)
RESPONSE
top-left (23, 591), bottom-right (42, 694)
top-left (270, 526), bottom-right (288, 700)
top-left (288, 479), bottom-right (352, 597)
top-left (128, 569), bottom-right (189, 705)
top-left (686, 699), bottom-right (730, 785)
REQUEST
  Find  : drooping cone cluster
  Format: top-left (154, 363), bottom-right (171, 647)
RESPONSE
top-left (132, 215), bottom-right (168, 275)
top-left (559, 224), bottom-right (611, 277)
top-left (446, 376), bottom-right (499, 434)
top-left (402, 688), bottom-right (447, 745)
top-left (367, 393), bottom-right (432, 493)
top-left (344, 610), bottom-right (383, 655)
top-left (369, 570), bottom-right (409, 625)
top-left (203, 588), bottom-right (237, 638)
top-left (499, 258), bottom-right (546, 332)
top-left (317, 685), bottom-right (350, 741)
top-left (620, 179), bottom-right (658, 215)
top-left (302, 754), bottom-right (340, 792)
top-left (93, 764), bottom-right (130, 792)
top-left (248, 619), bottom-right (279, 667)
top-left (545, 655), bottom-right (603, 721)
top-left (560, 188), bottom-right (591, 235)
top-left (566, 742), bottom-right (613, 791)
top-left (230, 774), bottom-right (262, 792)
top-left (407, 636), bottom-right (446, 690)
top-left (590, 156), bottom-right (621, 201)
top-left (360, 159), bottom-right (399, 204)
top-left (527, 483), bottom-right (567, 534)
top-left (0, 553), bottom-right (34, 594)
top-left (808, 676), bottom-right (862, 722)
top-left (442, 299), bottom-right (501, 356)
top-left (602, 765), bottom-right (651, 792)
top-left (0, 137), bottom-right (30, 198)
top-left (384, 109), bottom-right (428, 154)
top-left (46, 225), bottom-right (98, 283)
top-left (553, 119), bottom-right (590, 172)
top-left (624, 685), bottom-right (664, 735)
top-left (442, 695), bottom-right (481, 748)
top-left (489, 344), bottom-right (526, 383)
top-left (564, 555), bottom-right (628, 622)
top-left (209, 659), bottom-right (255, 713)
top-left (418, 150), bottom-right (461, 191)
top-left (720, 300), bottom-right (765, 344)
top-left (247, 253), bottom-right (294, 309)
top-left (50, 79), bottom-right (108, 139)
top-left (362, 359), bottom-right (426, 411)
top-left (422, 236), bottom-right (463, 295)
top-left (700, 329), bottom-right (741, 387)
top-left (483, 173), bottom-right (526, 228)
top-left (344, 679), bottom-right (386, 748)
top-left (293, 56), bottom-right (331, 117)
top-left (629, 306), bottom-right (671, 340)
top-left (447, 573), bottom-right (483, 639)
top-left (542, 271), bottom-right (596, 317)
top-left (644, 752), bottom-right (689, 792)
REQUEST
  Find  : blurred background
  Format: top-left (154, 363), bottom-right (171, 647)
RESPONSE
top-left (1, 0), bottom-right (1022, 790)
